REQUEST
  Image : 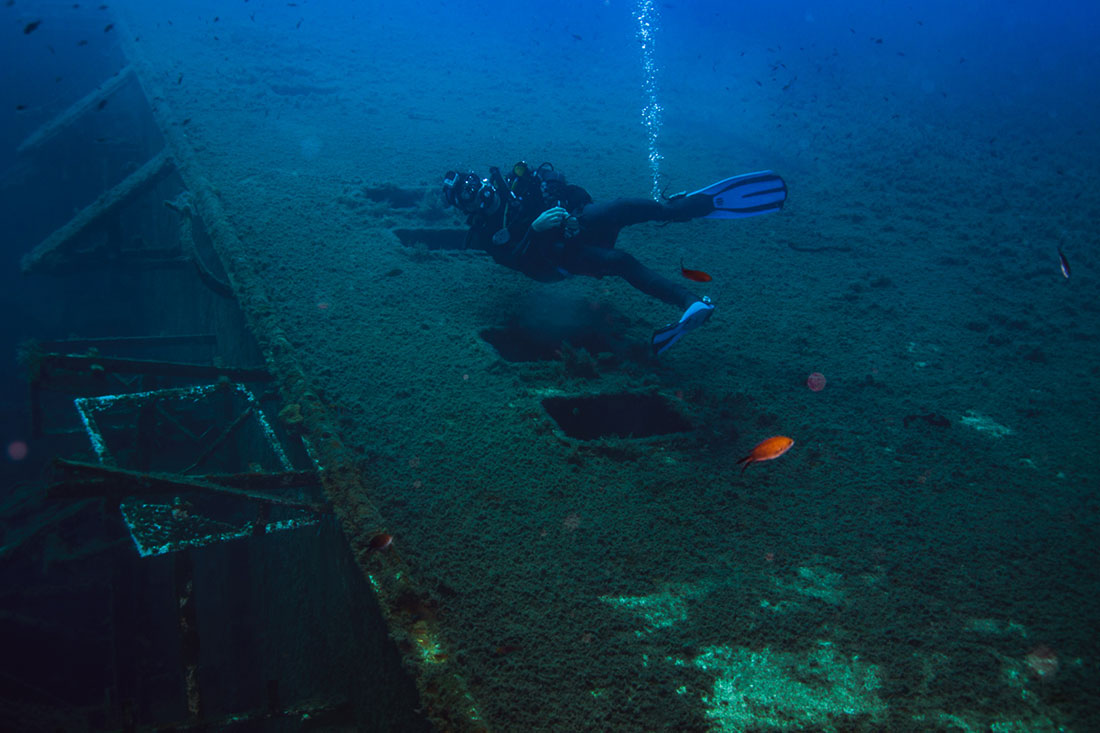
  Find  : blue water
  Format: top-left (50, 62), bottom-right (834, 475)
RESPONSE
top-left (1, 1), bottom-right (1097, 730)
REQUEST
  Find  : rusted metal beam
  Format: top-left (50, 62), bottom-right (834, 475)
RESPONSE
top-left (21, 149), bottom-right (176, 274)
top-left (179, 405), bottom-right (254, 475)
top-left (48, 458), bottom-right (324, 511)
top-left (30, 351), bottom-right (272, 383)
top-left (38, 334), bottom-right (218, 350)
top-left (132, 698), bottom-right (352, 732)
top-left (17, 65), bottom-right (135, 155)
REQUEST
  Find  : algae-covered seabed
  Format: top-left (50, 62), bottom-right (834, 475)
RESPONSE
top-left (122, 7), bottom-right (1097, 731)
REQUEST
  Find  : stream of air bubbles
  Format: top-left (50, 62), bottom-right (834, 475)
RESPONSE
top-left (635, 0), bottom-right (662, 200)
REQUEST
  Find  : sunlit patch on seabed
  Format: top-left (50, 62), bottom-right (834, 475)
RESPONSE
top-left (959, 410), bottom-right (1014, 437)
top-left (771, 564), bottom-right (847, 605)
top-left (672, 643), bottom-right (1065, 732)
top-left (601, 583), bottom-right (886, 728)
top-left (602, 583), bottom-right (1069, 730)
top-left (671, 642), bottom-right (887, 730)
top-left (599, 584), bottom-right (706, 637)
top-left (964, 617), bottom-right (1028, 637)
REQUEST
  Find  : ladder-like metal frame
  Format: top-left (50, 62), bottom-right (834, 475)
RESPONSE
top-left (14, 10), bottom-right (483, 730)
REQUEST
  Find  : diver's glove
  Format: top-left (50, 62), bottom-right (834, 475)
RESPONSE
top-left (651, 297), bottom-right (715, 355)
top-left (532, 206), bottom-right (569, 232)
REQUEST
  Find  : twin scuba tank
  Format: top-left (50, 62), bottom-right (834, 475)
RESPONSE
top-left (505, 161), bottom-right (567, 209)
top-left (490, 161), bottom-right (569, 246)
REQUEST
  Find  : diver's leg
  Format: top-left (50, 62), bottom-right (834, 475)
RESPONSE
top-left (577, 195), bottom-right (713, 236)
top-left (568, 246), bottom-right (699, 308)
top-left (568, 245), bottom-right (716, 355)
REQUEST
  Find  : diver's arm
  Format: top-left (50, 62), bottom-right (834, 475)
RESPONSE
top-left (506, 206), bottom-right (565, 258)
top-left (532, 206), bottom-right (569, 232)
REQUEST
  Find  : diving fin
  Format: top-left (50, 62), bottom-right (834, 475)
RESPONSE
top-left (689, 170), bottom-right (787, 219)
top-left (652, 298), bottom-right (715, 356)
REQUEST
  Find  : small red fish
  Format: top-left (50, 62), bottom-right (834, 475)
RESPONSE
top-left (680, 259), bottom-right (712, 282)
top-left (736, 436), bottom-right (794, 474)
top-left (367, 533), bottom-right (393, 552)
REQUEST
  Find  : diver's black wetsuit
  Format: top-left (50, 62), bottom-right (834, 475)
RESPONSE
top-left (466, 186), bottom-right (710, 309)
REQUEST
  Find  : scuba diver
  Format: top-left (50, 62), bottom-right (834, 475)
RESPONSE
top-left (441, 162), bottom-right (787, 355)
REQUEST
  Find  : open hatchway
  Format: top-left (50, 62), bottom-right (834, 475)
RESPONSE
top-left (3, 15), bottom-right (434, 732)
top-left (542, 392), bottom-right (692, 441)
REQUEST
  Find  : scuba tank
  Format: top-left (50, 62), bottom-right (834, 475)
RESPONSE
top-left (491, 161), bottom-right (545, 246)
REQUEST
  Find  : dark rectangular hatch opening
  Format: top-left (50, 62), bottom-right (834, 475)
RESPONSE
top-left (393, 228), bottom-right (468, 250)
top-left (481, 326), bottom-right (618, 363)
top-left (362, 184), bottom-right (423, 208)
top-left (542, 393), bottom-right (691, 440)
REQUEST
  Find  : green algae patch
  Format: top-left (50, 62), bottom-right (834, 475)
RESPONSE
top-left (674, 641), bottom-right (886, 731)
top-left (598, 582), bottom-right (712, 636)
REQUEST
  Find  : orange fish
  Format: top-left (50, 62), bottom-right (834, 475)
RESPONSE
top-left (367, 533), bottom-right (393, 552)
top-left (680, 259), bottom-right (712, 282)
top-left (736, 436), bottom-right (794, 474)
